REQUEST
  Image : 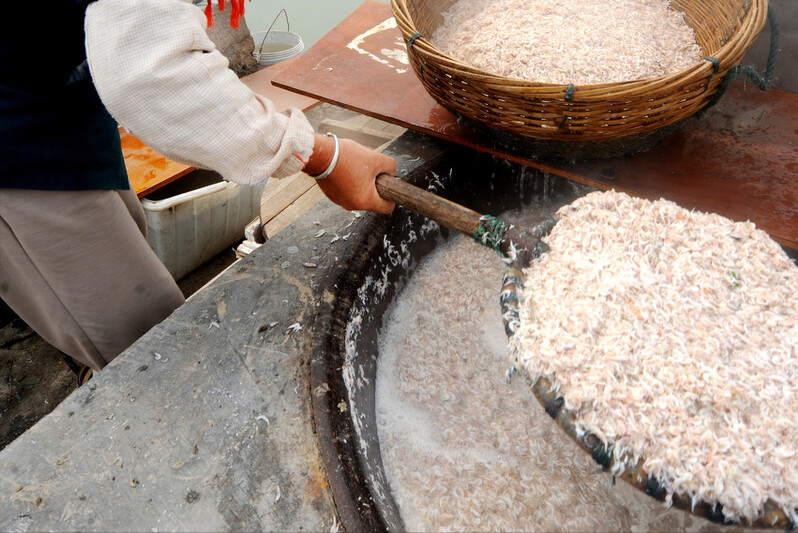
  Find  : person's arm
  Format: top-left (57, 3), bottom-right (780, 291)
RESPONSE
top-left (85, 0), bottom-right (394, 213)
top-left (85, 0), bottom-right (311, 183)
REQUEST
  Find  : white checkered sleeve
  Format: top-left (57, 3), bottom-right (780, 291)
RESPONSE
top-left (84, 0), bottom-right (314, 184)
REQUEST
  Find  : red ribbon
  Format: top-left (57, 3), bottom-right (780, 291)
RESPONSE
top-left (204, 0), bottom-right (250, 28)
top-left (204, 0), bottom-right (214, 27)
top-left (230, 0), bottom-right (239, 28)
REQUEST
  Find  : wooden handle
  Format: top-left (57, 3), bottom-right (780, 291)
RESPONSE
top-left (375, 173), bottom-right (547, 266)
top-left (376, 173), bottom-right (482, 236)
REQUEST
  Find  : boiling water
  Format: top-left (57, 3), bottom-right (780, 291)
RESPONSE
top-left (375, 206), bottom-right (720, 532)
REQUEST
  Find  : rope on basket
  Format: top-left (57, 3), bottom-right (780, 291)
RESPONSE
top-left (564, 83), bottom-right (575, 102)
top-left (700, 3), bottom-right (779, 116)
top-left (473, 215), bottom-right (509, 252)
top-left (408, 33), bottom-right (424, 49)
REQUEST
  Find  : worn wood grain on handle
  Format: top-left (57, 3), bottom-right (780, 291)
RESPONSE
top-left (376, 173), bottom-right (482, 236)
top-left (375, 173), bottom-right (546, 266)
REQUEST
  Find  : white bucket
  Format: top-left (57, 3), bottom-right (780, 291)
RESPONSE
top-left (252, 30), bottom-right (304, 66)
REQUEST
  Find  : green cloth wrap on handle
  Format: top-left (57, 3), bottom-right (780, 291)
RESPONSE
top-left (473, 215), bottom-right (510, 252)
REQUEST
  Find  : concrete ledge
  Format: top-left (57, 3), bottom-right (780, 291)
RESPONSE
top-left (0, 198), bottom-right (357, 532)
top-left (0, 129), bottom-right (446, 532)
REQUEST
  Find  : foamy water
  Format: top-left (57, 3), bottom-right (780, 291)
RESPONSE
top-left (375, 205), bottom-right (721, 532)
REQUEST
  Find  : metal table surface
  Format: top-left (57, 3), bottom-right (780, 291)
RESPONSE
top-left (272, 0), bottom-right (798, 250)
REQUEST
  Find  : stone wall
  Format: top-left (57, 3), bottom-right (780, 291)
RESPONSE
top-left (194, 1), bottom-right (259, 77)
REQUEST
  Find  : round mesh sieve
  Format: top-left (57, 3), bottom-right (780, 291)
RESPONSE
top-left (499, 201), bottom-right (797, 530)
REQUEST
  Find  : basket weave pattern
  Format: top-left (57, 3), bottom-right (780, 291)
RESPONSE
top-left (392, 0), bottom-right (768, 143)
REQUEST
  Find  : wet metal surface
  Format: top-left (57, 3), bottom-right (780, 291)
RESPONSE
top-left (272, 0), bottom-right (797, 250)
top-left (561, 86), bottom-right (798, 249)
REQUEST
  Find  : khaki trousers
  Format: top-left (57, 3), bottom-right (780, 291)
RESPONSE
top-left (0, 188), bottom-right (185, 371)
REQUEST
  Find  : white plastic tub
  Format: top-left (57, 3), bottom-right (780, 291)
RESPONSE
top-left (252, 30), bottom-right (304, 66)
top-left (140, 170), bottom-right (264, 280)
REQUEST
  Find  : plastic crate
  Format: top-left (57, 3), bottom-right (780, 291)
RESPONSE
top-left (140, 170), bottom-right (264, 280)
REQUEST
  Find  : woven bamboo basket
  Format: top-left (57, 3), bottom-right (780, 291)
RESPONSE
top-left (391, 0), bottom-right (770, 159)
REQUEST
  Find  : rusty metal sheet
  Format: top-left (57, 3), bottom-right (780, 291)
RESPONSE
top-left (120, 128), bottom-right (195, 198)
top-left (562, 89), bottom-right (798, 249)
top-left (272, 1), bottom-right (798, 250)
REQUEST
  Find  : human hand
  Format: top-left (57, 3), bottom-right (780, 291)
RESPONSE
top-left (305, 134), bottom-right (396, 214)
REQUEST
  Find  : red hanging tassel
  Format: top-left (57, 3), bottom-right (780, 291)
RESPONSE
top-left (204, 0), bottom-right (214, 27)
top-left (230, 0), bottom-right (240, 29)
top-left (205, 0), bottom-right (246, 29)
